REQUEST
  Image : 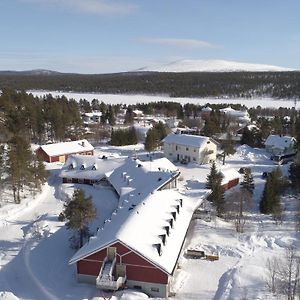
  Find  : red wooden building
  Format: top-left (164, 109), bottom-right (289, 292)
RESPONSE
top-left (221, 168), bottom-right (241, 191)
top-left (36, 139), bottom-right (94, 163)
top-left (69, 158), bottom-right (194, 298)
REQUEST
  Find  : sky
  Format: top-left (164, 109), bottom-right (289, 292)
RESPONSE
top-left (1, 0), bottom-right (300, 73)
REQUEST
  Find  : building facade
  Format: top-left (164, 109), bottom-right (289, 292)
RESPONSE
top-left (36, 139), bottom-right (94, 163)
top-left (163, 134), bottom-right (217, 164)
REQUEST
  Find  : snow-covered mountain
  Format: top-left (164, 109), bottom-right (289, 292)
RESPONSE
top-left (0, 69), bottom-right (61, 76)
top-left (136, 59), bottom-right (294, 73)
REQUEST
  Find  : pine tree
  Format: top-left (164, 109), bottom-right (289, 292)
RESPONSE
top-left (206, 162), bottom-right (225, 216)
top-left (207, 175), bottom-right (225, 216)
top-left (206, 161), bottom-right (221, 189)
top-left (61, 189), bottom-right (96, 248)
top-left (260, 171), bottom-right (282, 219)
top-left (6, 135), bottom-right (33, 203)
top-left (240, 168), bottom-right (255, 195)
top-left (31, 155), bottom-right (50, 191)
top-left (145, 128), bottom-right (158, 152)
top-left (289, 162), bottom-right (300, 191)
top-left (124, 106), bottom-right (134, 125)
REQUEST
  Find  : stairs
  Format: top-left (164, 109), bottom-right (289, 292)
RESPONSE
top-left (96, 257), bottom-right (126, 290)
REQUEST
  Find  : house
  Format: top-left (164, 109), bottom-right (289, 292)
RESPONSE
top-left (220, 168), bottom-right (241, 191)
top-left (200, 106), bottom-right (212, 120)
top-left (132, 109), bottom-right (144, 118)
top-left (220, 106), bottom-right (250, 124)
top-left (264, 135), bottom-right (298, 156)
top-left (36, 139), bottom-right (94, 163)
top-left (60, 155), bottom-right (125, 185)
top-left (69, 158), bottom-right (206, 298)
top-left (82, 112), bottom-right (102, 123)
top-left (163, 133), bottom-right (217, 164)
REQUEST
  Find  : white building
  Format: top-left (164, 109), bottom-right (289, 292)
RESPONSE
top-left (265, 135), bottom-right (298, 156)
top-left (163, 134), bottom-right (217, 164)
top-left (220, 106), bottom-right (250, 124)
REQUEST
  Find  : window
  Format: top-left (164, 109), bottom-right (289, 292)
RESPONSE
top-left (186, 147), bottom-right (189, 151)
top-left (169, 153), bottom-right (172, 156)
top-left (151, 287), bottom-right (159, 292)
top-left (133, 285), bottom-right (142, 290)
top-left (193, 157), bottom-right (196, 161)
top-left (175, 145), bottom-right (178, 150)
top-left (80, 164), bottom-right (85, 170)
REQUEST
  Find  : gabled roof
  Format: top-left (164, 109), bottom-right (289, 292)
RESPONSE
top-left (39, 139), bottom-right (94, 157)
top-left (265, 135), bottom-right (297, 150)
top-left (59, 155), bottom-right (126, 181)
top-left (69, 189), bottom-right (205, 275)
top-left (69, 157), bottom-right (208, 275)
top-left (106, 157), bottom-right (179, 200)
top-left (220, 168), bottom-right (241, 185)
top-left (163, 133), bottom-right (213, 148)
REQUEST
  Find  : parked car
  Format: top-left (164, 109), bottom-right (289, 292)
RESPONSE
top-left (262, 171), bottom-right (272, 179)
top-left (238, 167), bottom-right (250, 174)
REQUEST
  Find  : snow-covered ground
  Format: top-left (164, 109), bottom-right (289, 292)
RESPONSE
top-left (29, 90), bottom-right (298, 109)
top-left (0, 144), bottom-right (299, 300)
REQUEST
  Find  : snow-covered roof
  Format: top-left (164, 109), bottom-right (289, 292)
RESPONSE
top-left (39, 140), bottom-right (94, 157)
top-left (220, 107), bottom-right (249, 118)
top-left (106, 157), bottom-right (179, 200)
top-left (59, 155), bottom-right (126, 180)
top-left (220, 168), bottom-right (241, 185)
top-left (68, 157), bottom-right (206, 275)
top-left (163, 133), bottom-right (213, 148)
top-left (69, 188), bottom-right (206, 275)
top-left (201, 106), bottom-right (212, 112)
top-left (133, 109), bottom-right (144, 115)
top-left (265, 135), bottom-right (297, 150)
top-left (83, 112), bottom-right (102, 117)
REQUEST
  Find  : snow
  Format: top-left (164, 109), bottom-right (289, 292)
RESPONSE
top-left (136, 59), bottom-right (295, 73)
top-left (29, 90), bottom-right (299, 109)
top-left (39, 139), bottom-right (94, 157)
top-left (60, 154), bottom-right (126, 181)
top-left (0, 141), bottom-right (299, 300)
top-left (265, 134), bottom-right (296, 150)
top-left (163, 133), bottom-right (210, 148)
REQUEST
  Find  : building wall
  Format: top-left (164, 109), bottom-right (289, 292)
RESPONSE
top-left (126, 279), bottom-right (168, 298)
top-left (77, 242), bottom-right (169, 285)
top-left (36, 148), bottom-right (50, 162)
top-left (164, 140), bottom-right (216, 164)
top-left (36, 148), bottom-right (94, 163)
top-left (222, 178), bottom-right (239, 191)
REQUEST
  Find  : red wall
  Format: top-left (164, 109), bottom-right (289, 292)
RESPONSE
top-left (36, 148), bottom-right (50, 162)
top-left (77, 241), bottom-right (168, 284)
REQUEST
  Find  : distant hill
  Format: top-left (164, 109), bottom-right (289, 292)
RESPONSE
top-left (136, 59), bottom-right (295, 73)
top-left (0, 69), bottom-right (62, 76)
top-left (0, 67), bottom-right (300, 99)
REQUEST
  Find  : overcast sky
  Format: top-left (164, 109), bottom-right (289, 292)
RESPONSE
top-left (1, 0), bottom-right (300, 73)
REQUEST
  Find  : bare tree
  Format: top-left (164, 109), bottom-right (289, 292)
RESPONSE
top-left (266, 256), bottom-right (279, 294)
top-left (265, 246), bottom-right (300, 299)
top-left (225, 189), bottom-right (252, 233)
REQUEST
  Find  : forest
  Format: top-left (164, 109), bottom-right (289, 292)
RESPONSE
top-left (0, 71), bottom-right (300, 99)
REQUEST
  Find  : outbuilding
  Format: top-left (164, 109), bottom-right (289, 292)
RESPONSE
top-left (36, 139), bottom-right (94, 163)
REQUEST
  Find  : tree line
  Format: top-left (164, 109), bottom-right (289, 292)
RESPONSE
top-left (1, 71), bottom-right (300, 99)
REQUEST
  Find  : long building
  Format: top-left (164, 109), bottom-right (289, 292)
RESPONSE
top-left (69, 157), bottom-right (207, 298)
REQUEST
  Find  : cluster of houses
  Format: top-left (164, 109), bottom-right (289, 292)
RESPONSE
top-left (35, 128), bottom-right (297, 297)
